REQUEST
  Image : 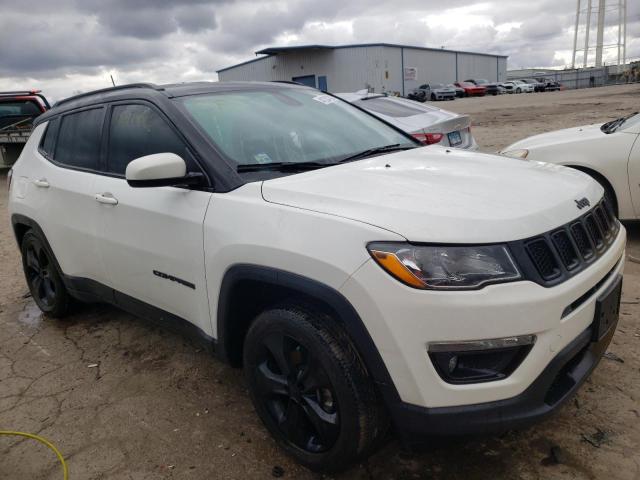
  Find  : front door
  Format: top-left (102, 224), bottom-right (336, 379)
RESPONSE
top-left (93, 102), bottom-right (213, 334)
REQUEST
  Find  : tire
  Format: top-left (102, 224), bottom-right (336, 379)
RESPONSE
top-left (516, 88), bottom-right (521, 93)
top-left (243, 305), bottom-right (387, 472)
top-left (430, 93), bottom-right (436, 101)
top-left (21, 231), bottom-right (71, 317)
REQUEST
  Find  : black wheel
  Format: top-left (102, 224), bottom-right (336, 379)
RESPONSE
top-left (243, 305), bottom-right (387, 472)
top-left (516, 88), bottom-right (521, 93)
top-left (21, 231), bottom-right (70, 317)
top-left (430, 93), bottom-right (436, 101)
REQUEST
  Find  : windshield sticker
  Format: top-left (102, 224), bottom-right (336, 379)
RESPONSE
top-left (253, 153), bottom-right (272, 164)
top-left (312, 94), bottom-right (338, 105)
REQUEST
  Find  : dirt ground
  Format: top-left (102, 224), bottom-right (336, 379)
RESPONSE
top-left (1, 83), bottom-right (639, 480)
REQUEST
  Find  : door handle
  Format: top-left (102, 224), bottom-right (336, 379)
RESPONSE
top-left (94, 192), bottom-right (118, 205)
top-left (33, 178), bottom-right (49, 188)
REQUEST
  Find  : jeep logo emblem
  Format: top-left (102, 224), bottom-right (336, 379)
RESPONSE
top-left (575, 197), bottom-right (590, 209)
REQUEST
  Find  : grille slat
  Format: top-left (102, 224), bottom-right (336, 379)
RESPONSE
top-left (570, 222), bottom-right (594, 260)
top-left (585, 214), bottom-right (604, 250)
top-left (526, 239), bottom-right (561, 280)
top-left (552, 230), bottom-right (580, 270)
top-left (521, 198), bottom-right (618, 284)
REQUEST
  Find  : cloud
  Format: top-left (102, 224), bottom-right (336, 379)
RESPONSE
top-left (0, 0), bottom-right (637, 100)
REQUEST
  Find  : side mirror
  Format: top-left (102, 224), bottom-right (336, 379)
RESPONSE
top-left (125, 153), bottom-right (203, 188)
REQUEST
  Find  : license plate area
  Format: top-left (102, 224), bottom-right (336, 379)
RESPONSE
top-left (448, 130), bottom-right (462, 146)
top-left (592, 276), bottom-right (622, 342)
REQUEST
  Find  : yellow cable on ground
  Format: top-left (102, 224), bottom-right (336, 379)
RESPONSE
top-left (0, 430), bottom-right (68, 480)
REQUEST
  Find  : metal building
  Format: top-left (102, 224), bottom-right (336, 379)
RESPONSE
top-left (217, 44), bottom-right (508, 95)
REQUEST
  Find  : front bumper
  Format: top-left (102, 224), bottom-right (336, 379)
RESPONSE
top-left (389, 287), bottom-right (618, 438)
top-left (340, 226), bottom-right (625, 435)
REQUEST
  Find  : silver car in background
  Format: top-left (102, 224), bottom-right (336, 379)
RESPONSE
top-left (407, 83), bottom-right (457, 101)
top-left (337, 91), bottom-right (478, 149)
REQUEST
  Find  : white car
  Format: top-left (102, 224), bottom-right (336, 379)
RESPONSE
top-left (501, 112), bottom-right (640, 220)
top-left (337, 91), bottom-right (478, 149)
top-left (9, 82), bottom-right (625, 472)
top-left (503, 80), bottom-right (534, 94)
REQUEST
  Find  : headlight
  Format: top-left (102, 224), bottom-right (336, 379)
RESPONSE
top-left (500, 149), bottom-right (529, 159)
top-left (367, 243), bottom-right (521, 290)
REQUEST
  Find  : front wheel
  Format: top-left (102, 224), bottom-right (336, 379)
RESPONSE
top-left (430, 93), bottom-right (436, 101)
top-left (21, 231), bottom-right (71, 317)
top-left (516, 88), bottom-right (521, 93)
top-left (243, 305), bottom-right (387, 472)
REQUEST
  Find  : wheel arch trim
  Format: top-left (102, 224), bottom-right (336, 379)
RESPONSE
top-left (216, 264), bottom-right (401, 404)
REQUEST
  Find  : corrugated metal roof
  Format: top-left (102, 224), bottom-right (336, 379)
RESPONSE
top-left (217, 43), bottom-right (508, 73)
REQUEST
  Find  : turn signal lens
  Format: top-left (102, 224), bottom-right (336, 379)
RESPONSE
top-left (370, 250), bottom-right (427, 288)
top-left (500, 149), bottom-right (529, 159)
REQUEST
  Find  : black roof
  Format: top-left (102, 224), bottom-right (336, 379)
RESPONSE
top-left (35, 81), bottom-right (306, 125)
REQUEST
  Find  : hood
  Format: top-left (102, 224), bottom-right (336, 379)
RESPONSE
top-left (504, 123), bottom-right (606, 151)
top-left (261, 147), bottom-right (603, 243)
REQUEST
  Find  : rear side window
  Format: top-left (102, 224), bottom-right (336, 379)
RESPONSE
top-left (40, 117), bottom-right (60, 158)
top-left (56, 108), bottom-right (104, 170)
top-left (107, 104), bottom-right (188, 175)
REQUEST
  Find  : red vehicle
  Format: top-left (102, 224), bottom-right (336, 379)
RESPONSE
top-left (454, 81), bottom-right (486, 97)
top-left (0, 90), bottom-right (50, 167)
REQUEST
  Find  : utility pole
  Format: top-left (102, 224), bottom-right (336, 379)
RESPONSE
top-left (583, 0), bottom-right (592, 68)
top-left (594, 0), bottom-right (606, 67)
top-left (572, 0), bottom-right (581, 68)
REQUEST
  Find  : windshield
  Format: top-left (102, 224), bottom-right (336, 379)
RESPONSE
top-left (432, 83), bottom-right (446, 89)
top-left (475, 79), bottom-right (489, 84)
top-left (180, 88), bottom-right (414, 167)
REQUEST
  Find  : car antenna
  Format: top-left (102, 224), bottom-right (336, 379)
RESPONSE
top-left (110, 75), bottom-right (116, 87)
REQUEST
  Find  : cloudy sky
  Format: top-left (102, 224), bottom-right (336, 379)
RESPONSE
top-left (1, 0), bottom-right (638, 101)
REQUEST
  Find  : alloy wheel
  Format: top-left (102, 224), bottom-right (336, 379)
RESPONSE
top-left (24, 241), bottom-right (57, 308)
top-left (255, 332), bottom-right (340, 453)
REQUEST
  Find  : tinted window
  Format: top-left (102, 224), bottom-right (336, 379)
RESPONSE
top-left (56, 108), bottom-right (104, 170)
top-left (107, 104), bottom-right (188, 175)
top-left (354, 98), bottom-right (424, 118)
top-left (0, 100), bottom-right (41, 117)
top-left (40, 117), bottom-right (60, 158)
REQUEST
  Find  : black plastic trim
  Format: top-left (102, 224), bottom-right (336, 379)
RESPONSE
top-left (216, 265), bottom-right (402, 404)
top-left (11, 214), bottom-right (215, 352)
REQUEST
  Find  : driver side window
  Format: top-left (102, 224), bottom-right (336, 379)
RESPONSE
top-left (107, 104), bottom-right (191, 175)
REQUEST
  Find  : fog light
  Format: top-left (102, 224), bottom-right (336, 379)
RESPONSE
top-left (428, 335), bottom-right (535, 384)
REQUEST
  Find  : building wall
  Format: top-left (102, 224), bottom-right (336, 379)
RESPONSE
top-left (219, 46), bottom-right (506, 93)
top-left (401, 48), bottom-right (457, 93)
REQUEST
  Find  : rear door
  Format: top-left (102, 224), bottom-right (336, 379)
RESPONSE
top-left (34, 108), bottom-right (109, 285)
top-left (93, 101), bottom-right (213, 334)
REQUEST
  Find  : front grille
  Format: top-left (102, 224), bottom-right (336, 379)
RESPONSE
top-left (511, 197), bottom-right (619, 287)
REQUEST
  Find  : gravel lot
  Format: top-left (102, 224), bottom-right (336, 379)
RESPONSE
top-left (1, 83), bottom-right (639, 480)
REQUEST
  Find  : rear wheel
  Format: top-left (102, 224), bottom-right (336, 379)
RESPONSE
top-left (243, 305), bottom-right (387, 472)
top-left (21, 231), bottom-right (70, 318)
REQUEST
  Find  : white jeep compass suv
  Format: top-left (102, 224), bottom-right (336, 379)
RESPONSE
top-left (8, 82), bottom-right (626, 472)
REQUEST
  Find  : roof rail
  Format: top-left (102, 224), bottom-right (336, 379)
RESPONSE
top-left (53, 83), bottom-right (162, 107)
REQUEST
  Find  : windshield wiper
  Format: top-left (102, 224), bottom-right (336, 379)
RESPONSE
top-left (337, 144), bottom-right (417, 163)
top-left (602, 112), bottom-right (638, 134)
top-left (237, 161), bottom-right (338, 172)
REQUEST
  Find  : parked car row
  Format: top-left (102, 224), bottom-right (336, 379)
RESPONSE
top-left (408, 78), bottom-right (563, 101)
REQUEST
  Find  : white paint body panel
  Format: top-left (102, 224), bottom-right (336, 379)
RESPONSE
top-left (261, 146), bottom-right (603, 243)
top-left (503, 122), bottom-right (640, 220)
